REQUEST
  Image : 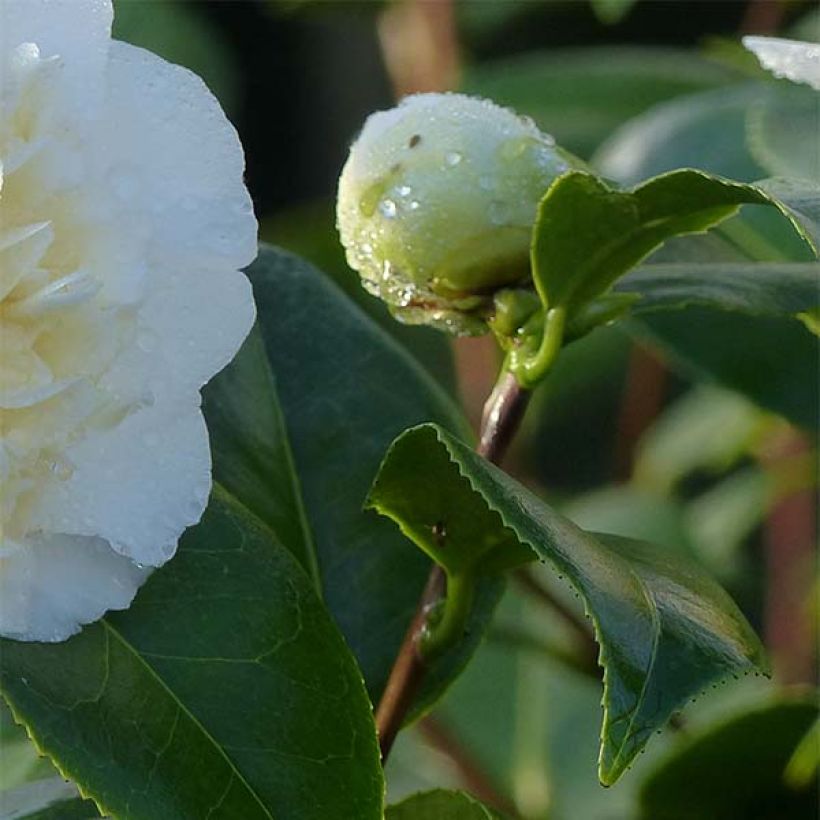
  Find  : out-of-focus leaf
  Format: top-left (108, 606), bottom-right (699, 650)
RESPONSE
top-left (0, 703), bottom-right (59, 793)
top-left (618, 262), bottom-right (820, 318)
top-left (112, 0), bottom-right (238, 113)
top-left (386, 789), bottom-right (503, 819)
top-left (208, 245), bottom-right (499, 712)
top-left (464, 48), bottom-right (739, 158)
top-left (0, 779), bottom-right (98, 820)
top-left (590, 0), bottom-right (638, 24)
top-left (1, 489), bottom-right (384, 820)
top-left (631, 307), bottom-right (819, 430)
top-left (594, 84), bottom-right (767, 184)
top-left (639, 699), bottom-right (819, 820)
top-left (633, 384), bottom-right (766, 493)
top-left (369, 424), bottom-right (767, 785)
top-left (686, 467), bottom-right (775, 577)
top-left (748, 84), bottom-right (820, 181)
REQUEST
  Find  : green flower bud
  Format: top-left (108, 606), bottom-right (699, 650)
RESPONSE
top-left (337, 92), bottom-right (578, 334)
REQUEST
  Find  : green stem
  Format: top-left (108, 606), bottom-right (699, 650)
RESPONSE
top-left (420, 572), bottom-right (476, 660)
top-left (514, 306), bottom-right (566, 388)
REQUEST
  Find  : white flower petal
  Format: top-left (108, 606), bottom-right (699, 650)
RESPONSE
top-left (743, 36), bottom-right (820, 90)
top-left (31, 400), bottom-right (212, 568)
top-left (0, 0), bottom-right (112, 114)
top-left (0, 533), bottom-right (149, 643)
top-left (103, 41), bottom-right (258, 269)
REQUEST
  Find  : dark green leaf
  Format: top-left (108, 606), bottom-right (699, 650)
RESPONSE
top-left (617, 262), bottom-right (820, 318)
top-left (464, 48), bottom-right (738, 158)
top-left (631, 307), bottom-right (819, 430)
top-left (202, 327), bottom-right (320, 587)
top-left (386, 789), bottom-right (503, 820)
top-left (0, 488), bottom-right (383, 820)
top-left (0, 780), bottom-right (99, 819)
top-left (206, 245), bottom-right (500, 711)
top-left (368, 424), bottom-right (767, 785)
top-left (639, 699), bottom-right (819, 820)
top-left (260, 200), bottom-right (458, 394)
top-left (531, 169), bottom-right (791, 313)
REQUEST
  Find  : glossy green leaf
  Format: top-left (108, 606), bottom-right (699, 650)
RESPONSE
top-left (616, 262), bottom-right (820, 318)
top-left (368, 424), bottom-right (767, 785)
top-left (639, 699), bottom-right (819, 820)
top-left (531, 169), bottom-right (793, 314)
top-left (464, 48), bottom-right (738, 158)
top-left (755, 177), bottom-right (820, 253)
top-left (0, 488), bottom-right (383, 820)
top-left (202, 326), bottom-right (319, 587)
top-left (205, 245), bottom-right (500, 711)
top-left (386, 789), bottom-right (503, 820)
top-left (0, 780), bottom-right (98, 819)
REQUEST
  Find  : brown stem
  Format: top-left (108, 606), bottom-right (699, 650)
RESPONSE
top-left (376, 371), bottom-right (531, 762)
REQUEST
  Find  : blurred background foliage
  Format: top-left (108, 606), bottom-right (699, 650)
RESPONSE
top-left (3, 2), bottom-right (817, 819)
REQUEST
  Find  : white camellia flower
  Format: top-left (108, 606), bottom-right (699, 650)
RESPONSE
top-left (0, 0), bottom-right (257, 641)
top-left (742, 36), bottom-right (820, 90)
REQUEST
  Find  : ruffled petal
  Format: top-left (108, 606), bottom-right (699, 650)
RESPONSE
top-left (30, 400), bottom-right (212, 568)
top-left (0, 533), bottom-right (149, 642)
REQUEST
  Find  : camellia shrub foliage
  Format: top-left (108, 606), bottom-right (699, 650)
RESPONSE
top-left (0, 2), bottom-right (818, 819)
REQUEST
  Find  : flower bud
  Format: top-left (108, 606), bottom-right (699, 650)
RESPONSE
top-left (337, 92), bottom-right (577, 334)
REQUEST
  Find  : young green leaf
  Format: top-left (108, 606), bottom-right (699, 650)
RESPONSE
top-left (386, 789), bottom-right (504, 819)
top-left (530, 168), bottom-right (806, 315)
top-left (204, 244), bottom-right (501, 714)
top-left (0, 488), bottom-right (383, 820)
top-left (616, 262), bottom-right (820, 319)
top-left (639, 699), bottom-right (819, 820)
top-left (368, 424), bottom-right (767, 785)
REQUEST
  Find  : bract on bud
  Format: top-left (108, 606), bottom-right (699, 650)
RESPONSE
top-left (337, 92), bottom-right (578, 334)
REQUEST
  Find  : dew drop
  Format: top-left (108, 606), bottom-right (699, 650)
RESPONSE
top-left (444, 151), bottom-right (463, 167)
top-left (378, 198), bottom-right (397, 219)
top-left (396, 185), bottom-right (413, 198)
top-left (408, 200), bottom-right (420, 211)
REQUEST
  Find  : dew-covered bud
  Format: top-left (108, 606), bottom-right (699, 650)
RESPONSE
top-left (336, 92), bottom-right (578, 334)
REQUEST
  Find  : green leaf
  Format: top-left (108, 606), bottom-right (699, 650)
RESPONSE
top-left (386, 789), bottom-right (503, 819)
top-left (631, 307), bottom-right (819, 430)
top-left (205, 245), bottom-right (500, 711)
top-left (531, 169), bottom-right (793, 314)
top-left (590, 0), bottom-right (638, 24)
top-left (639, 699), bottom-right (819, 820)
top-left (594, 84), bottom-right (767, 184)
top-left (616, 262), bottom-right (820, 319)
top-left (748, 84), bottom-right (820, 181)
top-left (755, 177), bottom-right (820, 253)
top-left (463, 48), bottom-right (738, 158)
top-left (0, 488), bottom-right (383, 820)
top-left (0, 780), bottom-right (99, 819)
top-left (368, 424), bottom-right (767, 785)
top-left (203, 326), bottom-right (320, 587)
